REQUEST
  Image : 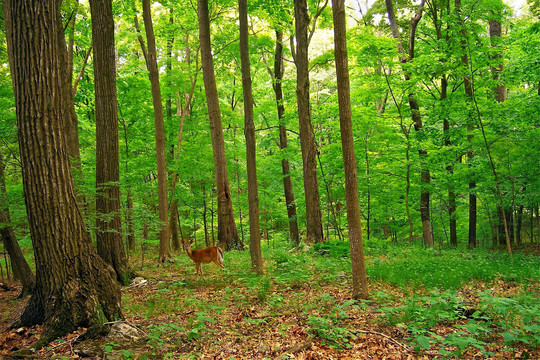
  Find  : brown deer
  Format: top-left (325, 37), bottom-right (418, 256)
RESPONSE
top-left (182, 239), bottom-right (224, 276)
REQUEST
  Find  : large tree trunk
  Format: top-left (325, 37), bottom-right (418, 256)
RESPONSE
top-left (4, 0), bottom-right (122, 348)
top-left (385, 0), bottom-right (433, 246)
top-left (141, 0), bottom-right (171, 261)
top-left (294, 0), bottom-right (324, 243)
top-left (239, 0), bottom-right (263, 273)
top-left (332, 0), bottom-right (369, 299)
top-left (198, 0), bottom-right (240, 251)
top-left (90, 0), bottom-right (130, 284)
top-left (0, 152), bottom-right (35, 297)
top-left (273, 30), bottom-right (300, 247)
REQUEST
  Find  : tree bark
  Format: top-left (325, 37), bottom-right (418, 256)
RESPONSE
top-left (239, 0), bottom-right (263, 274)
top-left (198, 0), bottom-right (240, 251)
top-left (273, 30), bottom-right (300, 247)
top-left (0, 152), bottom-right (35, 297)
top-left (141, 0), bottom-right (171, 261)
top-left (64, 0), bottom-right (83, 176)
top-left (294, 0), bottom-right (324, 243)
top-left (332, 0), bottom-right (369, 299)
top-left (4, 0), bottom-right (122, 348)
top-left (90, 0), bottom-right (130, 284)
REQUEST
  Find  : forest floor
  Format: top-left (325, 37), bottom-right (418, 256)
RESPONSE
top-left (0, 242), bottom-right (539, 359)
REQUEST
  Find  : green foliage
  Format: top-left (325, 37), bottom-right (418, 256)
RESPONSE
top-left (367, 245), bottom-right (539, 289)
top-left (313, 240), bottom-right (350, 258)
top-left (305, 294), bottom-right (358, 349)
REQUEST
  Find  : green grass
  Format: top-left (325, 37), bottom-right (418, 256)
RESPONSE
top-left (314, 240), bottom-right (540, 290)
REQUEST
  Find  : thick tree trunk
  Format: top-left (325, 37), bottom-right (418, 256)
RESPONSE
top-left (332, 0), bottom-right (369, 299)
top-left (141, 0), bottom-right (171, 261)
top-left (274, 30), bottom-right (300, 247)
top-left (4, 0), bottom-right (122, 348)
top-left (239, 0), bottom-right (263, 273)
top-left (198, 0), bottom-right (240, 251)
top-left (90, 0), bottom-right (130, 284)
top-left (294, 0), bottom-right (324, 243)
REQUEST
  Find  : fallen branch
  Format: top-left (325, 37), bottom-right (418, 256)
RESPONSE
top-left (351, 329), bottom-right (414, 352)
top-left (276, 339), bottom-right (313, 359)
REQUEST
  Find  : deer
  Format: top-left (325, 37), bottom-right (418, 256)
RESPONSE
top-left (182, 239), bottom-right (224, 277)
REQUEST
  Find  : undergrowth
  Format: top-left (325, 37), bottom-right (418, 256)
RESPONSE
top-left (3, 238), bottom-right (538, 358)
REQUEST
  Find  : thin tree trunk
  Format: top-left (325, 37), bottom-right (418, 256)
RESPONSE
top-left (482, 5), bottom-right (512, 259)
top-left (381, 63), bottom-right (414, 244)
top-left (441, 75), bottom-right (458, 247)
top-left (239, 0), bottom-right (263, 273)
top-left (516, 205), bottom-right (523, 244)
top-left (294, 0), bottom-right (324, 243)
top-left (198, 0), bottom-right (240, 251)
top-left (455, 0), bottom-right (477, 249)
top-left (64, 0), bottom-right (83, 177)
top-left (90, 0), bottom-right (130, 284)
top-left (332, 0), bottom-right (369, 299)
top-left (385, 0), bottom-right (433, 246)
top-left (202, 183), bottom-right (209, 246)
top-left (140, 0), bottom-right (171, 261)
top-left (4, 0), bottom-right (122, 348)
top-left (364, 137), bottom-right (371, 241)
top-left (273, 30), bottom-right (300, 247)
top-left (119, 114), bottom-right (136, 251)
top-left (167, 34), bottom-right (199, 252)
top-left (0, 152), bottom-right (35, 297)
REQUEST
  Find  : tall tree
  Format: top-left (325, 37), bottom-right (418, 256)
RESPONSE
top-left (3, 0), bottom-right (122, 348)
top-left (455, 0), bottom-right (477, 248)
top-left (332, 0), bottom-right (369, 299)
top-left (427, 1), bottom-right (458, 247)
top-left (198, 0), bottom-right (240, 251)
top-left (62, 1), bottom-right (83, 172)
top-left (385, 0), bottom-right (434, 246)
top-left (90, 0), bottom-right (130, 283)
top-left (168, 31), bottom-right (199, 252)
top-left (141, 0), bottom-right (171, 261)
top-left (273, 29), bottom-right (300, 247)
top-left (294, 0), bottom-right (324, 243)
top-left (487, 2), bottom-right (513, 258)
top-left (0, 151), bottom-right (35, 297)
top-left (239, 0), bottom-right (263, 273)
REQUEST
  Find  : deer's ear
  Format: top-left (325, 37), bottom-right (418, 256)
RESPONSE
top-left (189, 239), bottom-right (194, 245)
